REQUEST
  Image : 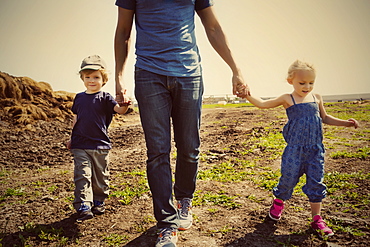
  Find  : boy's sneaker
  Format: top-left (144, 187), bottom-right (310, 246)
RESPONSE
top-left (155, 227), bottom-right (178, 247)
top-left (311, 215), bottom-right (334, 237)
top-left (92, 200), bottom-right (105, 215)
top-left (268, 198), bottom-right (284, 221)
top-left (177, 198), bottom-right (193, 230)
top-left (76, 204), bottom-right (93, 223)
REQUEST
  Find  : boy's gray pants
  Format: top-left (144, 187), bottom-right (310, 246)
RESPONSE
top-left (71, 149), bottom-right (110, 211)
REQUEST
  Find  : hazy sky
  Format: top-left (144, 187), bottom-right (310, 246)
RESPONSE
top-left (0, 0), bottom-right (369, 98)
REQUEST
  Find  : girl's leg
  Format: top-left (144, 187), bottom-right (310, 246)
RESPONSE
top-left (273, 146), bottom-right (304, 201)
top-left (310, 202), bottom-right (322, 218)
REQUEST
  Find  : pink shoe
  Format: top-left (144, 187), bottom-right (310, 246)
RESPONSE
top-left (311, 215), bottom-right (334, 237)
top-left (268, 198), bottom-right (284, 221)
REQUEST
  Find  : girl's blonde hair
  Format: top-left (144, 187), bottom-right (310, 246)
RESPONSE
top-left (79, 69), bottom-right (109, 86)
top-left (287, 60), bottom-right (316, 82)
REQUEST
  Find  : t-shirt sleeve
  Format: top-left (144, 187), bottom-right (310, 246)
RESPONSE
top-left (195, 0), bottom-right (214, 11)
top-left (106, 93), bottom-right (118, 115)
top-left (115, 0), bottom-right (135, 10)
top-left (71, 94), bottom-right (79, 114)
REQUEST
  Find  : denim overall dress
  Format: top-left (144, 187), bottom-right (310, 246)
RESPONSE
top-left (273, 94), bottom-right (327, 203)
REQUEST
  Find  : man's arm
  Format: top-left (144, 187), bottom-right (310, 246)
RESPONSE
top-left (197, 6), bottom-right (249, 97)
top-left (114, 7), bottom-right (134, 105)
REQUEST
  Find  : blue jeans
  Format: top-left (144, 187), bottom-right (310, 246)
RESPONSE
top-left (134, 67), bottom-right (203, 229)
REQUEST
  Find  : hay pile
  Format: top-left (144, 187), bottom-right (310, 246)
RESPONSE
top-left (0, 72), bottom-right (75, 125)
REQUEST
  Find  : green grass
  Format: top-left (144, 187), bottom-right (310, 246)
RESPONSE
top-left (198, 161), bottom-right (253, 182)
top-left (193, 190), bottom-right (241, 209)
top-left (330, 147), bottom-right (369, 159)
top-left (110, 169), bottom-right (149, 205)
top-left (0, 187), bottom-right (26, 201)
top-left (103, 233), bottom-right (130, 246)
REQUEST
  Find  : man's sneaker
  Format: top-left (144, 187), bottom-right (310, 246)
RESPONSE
top-left (92, 200), bottom-right (105, 215)
top-left (177, 198), bottom-right (193, 230)
top-left (311, 215), bottom-right (334, 237)
top-left (155, 227), bottom-right (178, 247)
top-left (76, 204), bottom-right (93, 223)
top-left (268, 198), bottom-right (284, 221)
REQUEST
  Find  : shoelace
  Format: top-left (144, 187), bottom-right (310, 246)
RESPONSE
top-left (158, 228), bottom-right (175, 242)
top-left (179, 199), bottom-right (191, 217)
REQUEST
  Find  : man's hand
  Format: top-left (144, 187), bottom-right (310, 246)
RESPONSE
top-left (115, 89), bottom-right (132, 106)
top-left (232, 74), bottom-right (250, 98)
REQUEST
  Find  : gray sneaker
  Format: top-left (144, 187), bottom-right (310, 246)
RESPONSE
top-left (76, 204), bottom-right (93, 223)
top-left (155, 227), bottom-right (178, 247)
top-left (177, 198), bottom-right (193, 230)
top-left (92, 200), bottom-right (105, 215)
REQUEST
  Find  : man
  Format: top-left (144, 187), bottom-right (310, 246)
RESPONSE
top-left (114, 1), bottom-right (249, 246)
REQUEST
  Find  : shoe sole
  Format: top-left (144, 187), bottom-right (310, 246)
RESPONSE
top-left (268, 211), bottom-right (281, 221)
top-left (311, 227), bottom-right (334, 238)
top-left (76, 214), bottom-right (94, 223)
top-left (178, 222), bottom-right (192, 231)
top-left (92, 209), bottom-right (105, 215)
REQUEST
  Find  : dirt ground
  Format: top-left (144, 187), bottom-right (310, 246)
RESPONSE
top-left (0, 73), bottom-right (369, 246)
top-left (0, 103), bottom-right (369, 247)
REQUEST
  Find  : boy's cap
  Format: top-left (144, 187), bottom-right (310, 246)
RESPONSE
top-left (80, 55), bottom-right (106, 72)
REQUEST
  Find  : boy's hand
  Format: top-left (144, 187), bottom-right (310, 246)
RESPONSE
top-left (66, 140), bottom-right (72, 149)
top-left (348, 118), bottom-right (359, 129)
top-left (116, 89), bottom-right (132, 106)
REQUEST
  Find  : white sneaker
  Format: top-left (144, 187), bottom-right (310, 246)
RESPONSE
top-left (156, 227), bottom-right (178, 247)
top-left (177, 198), bottom-right (193, 230)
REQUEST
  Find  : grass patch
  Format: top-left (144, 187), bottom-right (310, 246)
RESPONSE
top-left (110, 169), bottom-right (149, 205)
top-left (330, 147), bottom-right (369, 159)
top-left (193, 190), bottom-right (241, 209)
top-left (103, 233), bottom-right (130, 246)
top-left (198, 161), bottom-right (253, 182)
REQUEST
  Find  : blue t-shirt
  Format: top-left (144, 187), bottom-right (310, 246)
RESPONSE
top-left (71, 91), bottom-right (117, 150)
top-left (115, 0), bottom-right (214, 77)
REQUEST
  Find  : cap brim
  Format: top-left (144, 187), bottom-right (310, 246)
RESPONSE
top-left (79, 65), bottom-right (102, 72)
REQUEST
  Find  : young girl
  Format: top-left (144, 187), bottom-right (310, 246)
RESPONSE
top-left (245, 60), bottom-right (359, 237)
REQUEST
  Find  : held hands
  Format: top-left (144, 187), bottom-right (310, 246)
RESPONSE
top-left (348, 118), bottom-right (359, 129)
top-left (66, 139), bottom-right (72, 149)
top-left (232, 73), bottom-right (250, 98)
top-left (115, 89), bottom-right (132, 107)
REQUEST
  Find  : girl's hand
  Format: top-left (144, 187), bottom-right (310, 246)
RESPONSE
top-left (348, 118), bottom-right (359, 129)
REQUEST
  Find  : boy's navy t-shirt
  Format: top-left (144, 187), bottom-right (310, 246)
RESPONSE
top-left (71, 91), bottom-right (117, 150)
top-left (115, 0), bottom-right (214, 77)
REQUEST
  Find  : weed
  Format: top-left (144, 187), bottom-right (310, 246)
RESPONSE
top-left (330, 147), bottom-right (369, 159)
top-left (110, 176), bottom-right (149, 205)
top-left (18, 222), bottom-right (68, 246)
top-left (193, 190), bottom-right (241, 209)
top-left (198, 161), bottom-right (251, 182)
top-left (0, 187), bottom-right (26, 201)
top-left (208, 225), bottom-right (233, 235)
top-left (47, 185), bottom-right (58, 193)
top-left (246, 194), bottom-right (264, 203)
top-left (103, 233), bottom-right (130, 246)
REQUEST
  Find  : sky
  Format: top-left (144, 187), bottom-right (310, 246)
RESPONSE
top-left (0, 0), bottom-right (369, 99)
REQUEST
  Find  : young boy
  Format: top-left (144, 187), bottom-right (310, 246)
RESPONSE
top-left (67, 55), bottom-right (130, 222)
